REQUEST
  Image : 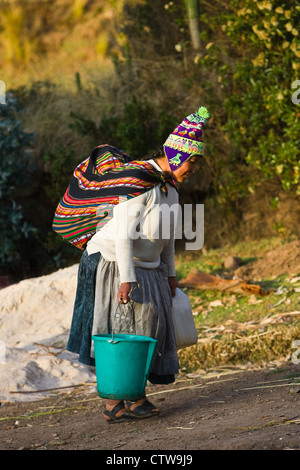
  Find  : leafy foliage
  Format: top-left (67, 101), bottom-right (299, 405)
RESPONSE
top-left (70, 96), bottom-right (177, 158)
top-left (0, 94), bottom-right (35, 276)
top-left (194, 0), bottom-right (300, 199)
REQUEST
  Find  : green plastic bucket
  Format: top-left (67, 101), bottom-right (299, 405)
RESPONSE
top-left (92, 334), bottom-right (158, 400)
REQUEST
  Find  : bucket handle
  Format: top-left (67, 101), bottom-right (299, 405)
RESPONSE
top-left (110, 301), bottom-right (135, 343)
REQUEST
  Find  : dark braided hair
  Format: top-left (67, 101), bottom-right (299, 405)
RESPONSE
top-left (141, 147), bottom-right (165, 161)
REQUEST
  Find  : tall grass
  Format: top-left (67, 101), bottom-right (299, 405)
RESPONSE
top-left (17, 67), bottom-right (117, 160)
top-left (0, 3), bottom-right (38, 64)
top-left (0, 0), bottom-right (116, 88)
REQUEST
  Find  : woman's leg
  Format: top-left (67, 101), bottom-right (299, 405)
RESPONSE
top-left (104, 395), bottom-right (159, 422)
top-left (104, 399), bottom-right (126, 421)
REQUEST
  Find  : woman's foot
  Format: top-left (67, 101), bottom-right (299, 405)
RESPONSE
top-left (125, 398), bottom-right (160, 419)
top-left (104, 399), bottom-right (127, 423)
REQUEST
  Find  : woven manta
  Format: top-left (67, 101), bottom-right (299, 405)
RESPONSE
top-left (52, 144), bottom-right (177, 250)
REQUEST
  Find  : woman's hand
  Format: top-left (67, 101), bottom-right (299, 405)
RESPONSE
top-left (117, 282), bottom-right (132, 304)
top-left (168, 276), bottom-right (178, 297)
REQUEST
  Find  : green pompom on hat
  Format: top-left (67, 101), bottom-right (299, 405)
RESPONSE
top-left (195, 106), bottom-right (210, 122)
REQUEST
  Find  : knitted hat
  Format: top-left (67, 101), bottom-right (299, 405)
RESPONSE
top-left (163, 106), bottom-right (210, 171)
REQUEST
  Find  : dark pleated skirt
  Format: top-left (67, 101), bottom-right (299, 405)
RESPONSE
top-left (66, 250), bottom-right (101, 366)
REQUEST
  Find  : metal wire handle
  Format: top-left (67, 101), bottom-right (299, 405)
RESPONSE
top-left (111, 300), bottom-right (134, 343)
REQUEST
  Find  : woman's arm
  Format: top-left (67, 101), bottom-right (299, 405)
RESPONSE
top-left (168, 276), bottom-right (178, 297)
top-left (117, 282), bottom-right (132, 304)
top-left (113, 193), bottom-right (149, 304)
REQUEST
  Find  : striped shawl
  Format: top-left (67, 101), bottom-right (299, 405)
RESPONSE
top-left (52, 144), bottom-right (176, 250)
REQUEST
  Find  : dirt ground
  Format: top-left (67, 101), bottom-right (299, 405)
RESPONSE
top-left (234, 240), bottom-right (300, 281)
top-left (1, 239), bottom-right (299, 456)
top-left (1, 362), bottom-right (299, 452)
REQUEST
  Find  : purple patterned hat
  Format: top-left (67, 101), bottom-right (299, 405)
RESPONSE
top-left (163, 106), bottom-right (210, 171)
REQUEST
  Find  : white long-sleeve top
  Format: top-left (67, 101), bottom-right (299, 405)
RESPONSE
top-left (86, 160), bottom-right (178, 283)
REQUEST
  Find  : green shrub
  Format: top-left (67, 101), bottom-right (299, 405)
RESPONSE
top-left (70, 96), bottom-right (177, 158)
top-left (195, 0), bottom-right (300, 200)
top-left (0, 94), bottom-right (35, 277)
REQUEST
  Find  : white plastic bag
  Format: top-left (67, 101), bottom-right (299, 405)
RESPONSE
top-left (172, 288), bottom-right (198, 350)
